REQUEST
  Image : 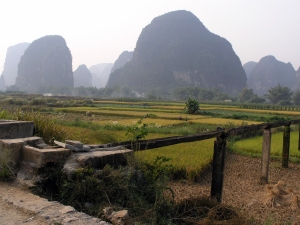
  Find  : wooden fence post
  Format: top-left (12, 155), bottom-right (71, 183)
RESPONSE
top-left (211, 133), bottom-right (226, 202)
top-left (298, 124), bottom-right (300, 151)
top-left (282, 123), bottom-right (291, 168)
top-left (260, 127), bottom-right (271, 184)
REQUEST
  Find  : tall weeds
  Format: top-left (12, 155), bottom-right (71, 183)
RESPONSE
top-left (1, 108), bottom-right (67, 144)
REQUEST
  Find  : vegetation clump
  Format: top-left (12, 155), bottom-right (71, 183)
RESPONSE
top-left (34, 156), bottom-right (248, 224)
top-left (0, 148), bottom-right (15, 181)
top-left (184, 97), bottom-right (200, 114)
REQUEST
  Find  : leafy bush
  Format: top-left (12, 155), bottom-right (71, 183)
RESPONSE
top-left (126, 118), bottom-right (148, 150)
top-left (184, 97), bottom-right (200, 114)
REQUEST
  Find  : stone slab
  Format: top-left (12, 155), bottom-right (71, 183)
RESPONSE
top-left (66, 140), bottom-right (83, 148)
top-left (62, 149), bottom-right (132, 179)
top-left (55, 140), bottom-right (91, 152)
top-left (0, 120), bottom-right (34, 139)
top-left (22, 145), bottom-right (71, 168)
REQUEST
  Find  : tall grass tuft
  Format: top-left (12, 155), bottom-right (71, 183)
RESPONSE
top-left (12, 109), bottom-right (67, 144)
top-left (0, 148), bottom-right (16, 181)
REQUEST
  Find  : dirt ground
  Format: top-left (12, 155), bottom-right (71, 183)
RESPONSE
top-left (0, 182), bottom-right (48, 225)
top-left (0, 152), bottom-right (300, 225)
top-left (171, 152), bottom-right (300, 224)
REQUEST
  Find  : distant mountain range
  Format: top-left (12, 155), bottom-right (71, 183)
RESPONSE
top-left (1, 42), bottom-right (30, 86)
top-left (244, 55), bottom-right (297, 96)
top-left (73, 64), bottom-right (92, 88)
top-left (107, 10), bottom-right (247, 96)
top-left (0, 75), bottom-right (5, 91)
top-left (89, 63), bottom-right (113, 88)
top-left (243, 61), bottom-right (257, 79)
top-left (1, 10), bottom-right (299, 98)
top-left (110, 51), bottom-right (133, 74)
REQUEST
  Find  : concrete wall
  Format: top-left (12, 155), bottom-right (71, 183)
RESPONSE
top-left (0, 120), bottom-right (34, 139)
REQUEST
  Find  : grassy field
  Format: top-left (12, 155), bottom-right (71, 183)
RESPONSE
top-left (135, 139), bottom-right (215, 181)
top-left (50, 101), bottom-right (300, 180)
top-left (230, 130), bottom-right (300, 162)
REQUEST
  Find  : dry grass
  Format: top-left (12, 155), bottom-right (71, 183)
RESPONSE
top-left (264, 181), bottom-right (300, 209)
top-left (62, 126), bottom-right (126, 144)
top-left (95, 118), bottom-right (189, 127)
top-left (189, 118), bottom-right (260, 125)
top-left (218, 107), bottom-right (300, 116)
top-left (56, 107), bottom-right (208, 119)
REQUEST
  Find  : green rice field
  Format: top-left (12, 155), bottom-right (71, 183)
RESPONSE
top-left (2, 98), bottom-right (299, 181)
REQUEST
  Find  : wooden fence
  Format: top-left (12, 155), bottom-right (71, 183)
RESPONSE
top-left (104, 119), bottom-right (300, 202)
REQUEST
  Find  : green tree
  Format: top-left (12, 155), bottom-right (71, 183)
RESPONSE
top-left (184, 97), bottom-right (200, 114)
top-left (292, 90), bottom-right (300, 105)
top-left (174, 87), bottom-right (200, 101)
top-left (146, 90), bottom-right (158, 99)
top-left (239, 88), bottom-right (265, 103)
top-left (199, 89), bottom-right (214, 101)
top-left (239, 88), bottom-right (255, 102)
top-left (247, 95), bottom-right (265, 103)
top-left (264, 84), bottom-right (293, 104)
top-left (214, 92), bottom-right (230, 101)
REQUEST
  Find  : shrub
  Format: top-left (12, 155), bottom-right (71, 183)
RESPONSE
top-left (184, 97), bottom-right (200, 114)
top-left (35, 157), bottom-right (175, 224)
top-left (126, 118), bottom-right (148, 150)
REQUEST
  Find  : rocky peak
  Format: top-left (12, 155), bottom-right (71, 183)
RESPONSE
top-left (1, 42), bottom-right (30, 86)
top-left (110, 51), bottom-right (133, 74)
top-left (0, 75), bottom-right (5, 91)
top-left (107, 10), bottom-right (246, 96)
top-left (247, 55), bottom-right (296, 96)
top-left (15, 35), bottom-right (73, 93)
top-left (73, 64), bottom-right (92, 87)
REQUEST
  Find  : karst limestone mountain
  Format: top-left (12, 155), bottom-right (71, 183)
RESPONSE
top-left (89, 63), bottom-right (113, 88)
top-left (15, 35), bottom-right (73, 93)
top-left (107, 10), bottom-right (247, 96)
top-left (1, 42), bottom-right (30, 86)
top-left (246, 55), bottom-right (297, 96)
top-left (73, 64), bottom-right (93, 88)
top-left (110, 51), bottom-right (133, 74)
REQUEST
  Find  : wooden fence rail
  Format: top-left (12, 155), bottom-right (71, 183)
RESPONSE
top-left (104, 119), bottom-right (300, 202)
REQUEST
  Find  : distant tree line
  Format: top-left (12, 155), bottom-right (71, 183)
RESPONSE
top-left (4, 83), bottom-right (300, 106)
top-left (5, 85), bottom-right (136, 99)
top-left (173, 84), bottom-right (300, 106)
top-left (173, 87), bottom-right (232, 102)
top-left (239, 84), bottom-right (300, 105)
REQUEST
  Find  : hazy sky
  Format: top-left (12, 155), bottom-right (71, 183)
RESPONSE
top-left (1, 0), bottom-right (300, 72)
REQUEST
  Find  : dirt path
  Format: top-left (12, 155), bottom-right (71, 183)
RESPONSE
top-left (0, 182), bottom-right (49, 225)
top-left (0, 201), bottom-right (48, 225)
top-left (171, 152), bottom-right (300, 224)
top-left (0, 181), bottom-right (110, 225)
